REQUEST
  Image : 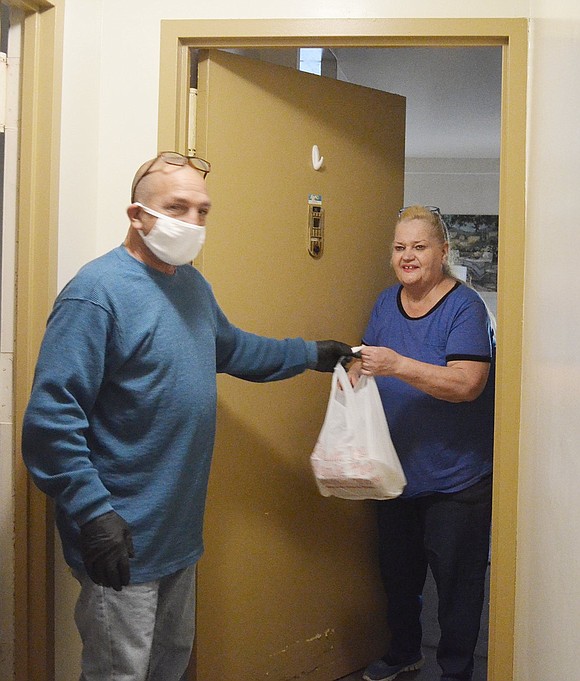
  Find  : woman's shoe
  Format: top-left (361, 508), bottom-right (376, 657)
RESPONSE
top-left (362, 654), bottom-right (425, 681)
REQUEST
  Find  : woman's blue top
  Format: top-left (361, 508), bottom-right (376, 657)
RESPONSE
top-left (363, 282), bottom-right (495, 497)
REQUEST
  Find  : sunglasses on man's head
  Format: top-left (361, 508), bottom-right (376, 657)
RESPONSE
top-left (131, 152), bottom-right (211, 202)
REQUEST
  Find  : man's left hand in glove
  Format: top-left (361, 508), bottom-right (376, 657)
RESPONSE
top-left (79, 510), bottom-right (135, 591)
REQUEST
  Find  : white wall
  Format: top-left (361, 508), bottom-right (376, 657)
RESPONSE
top-left (334, 46), bottom-right (503, 159)
top-left (404, 157), bottom-right (500, 215)
top-left (46, 1), bottom-right (580, 680)
top-left (516, 1), bottom-right (580, 678)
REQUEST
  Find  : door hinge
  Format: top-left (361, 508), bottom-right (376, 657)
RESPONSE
top-left (0, 52), bottom-right (7, 133)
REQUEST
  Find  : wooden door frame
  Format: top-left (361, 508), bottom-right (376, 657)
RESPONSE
top-left (158, 18), bottom-right (527, 681)
top-left (12, 1), bottom-right (63, 680)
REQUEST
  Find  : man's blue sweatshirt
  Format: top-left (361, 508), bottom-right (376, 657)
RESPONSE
top-left (22, 246), bottom-right (317, 582)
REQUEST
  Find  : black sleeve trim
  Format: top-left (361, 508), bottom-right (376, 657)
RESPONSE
top-left (446, 354), bottom-right (491, 363)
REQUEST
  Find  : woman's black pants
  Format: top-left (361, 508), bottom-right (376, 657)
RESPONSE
top-left (377, 475), bottom-right (492, 681)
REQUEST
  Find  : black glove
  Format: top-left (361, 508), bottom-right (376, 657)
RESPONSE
top-left (79, 510), bottom-right (134, 591)
top-left (314, 340), bottom-right (356, 372)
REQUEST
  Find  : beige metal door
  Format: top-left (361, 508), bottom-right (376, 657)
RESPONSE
top-left (193, 49), bottom-right (405, 681)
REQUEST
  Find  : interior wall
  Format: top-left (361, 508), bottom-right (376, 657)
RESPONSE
top-left (44, 2), bottom-right (580, 681)
top-left (404, 158), bottom-right (500, 215)
top-left (333, 46), bottom-right (502, 159)
top-left (516, 2), bottom-right (580, 679)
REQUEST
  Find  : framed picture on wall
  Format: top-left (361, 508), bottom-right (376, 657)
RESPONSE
top-left (443, 214), bottom-right (498, 293)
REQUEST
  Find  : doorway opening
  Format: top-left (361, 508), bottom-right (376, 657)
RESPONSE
top-left (187, 44), bottom-right (498, 681)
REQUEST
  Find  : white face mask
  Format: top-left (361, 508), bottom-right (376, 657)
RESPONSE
top-left (134, 202), bottom-right (206, 266)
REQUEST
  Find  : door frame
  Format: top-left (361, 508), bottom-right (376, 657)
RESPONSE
top-left (12, 1), bottom-right (63, 681)
top-left (158, 18), bottom-right (527, 681)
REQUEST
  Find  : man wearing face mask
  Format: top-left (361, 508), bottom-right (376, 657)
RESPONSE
top-left (21, 152), bottom-right (355, 681)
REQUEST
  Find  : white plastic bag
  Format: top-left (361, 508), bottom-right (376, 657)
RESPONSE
top-left (310, 363), bottom-right (406, 500)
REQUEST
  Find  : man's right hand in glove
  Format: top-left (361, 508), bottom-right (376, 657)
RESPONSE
top-left (79, 510), bottom-right (134, 591)
top-left (314, 340), bottom-right (360, 372)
